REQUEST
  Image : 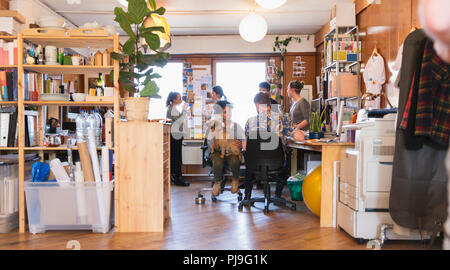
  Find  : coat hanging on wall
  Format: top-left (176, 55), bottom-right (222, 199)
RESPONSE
top-left (390, 29), bottom-right (449, 236)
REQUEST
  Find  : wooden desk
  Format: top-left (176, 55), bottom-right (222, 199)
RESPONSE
top-left (288, 141), bottom-right (354, 228)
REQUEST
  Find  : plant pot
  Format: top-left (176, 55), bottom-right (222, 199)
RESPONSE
top-left (308, 132), bottom-right (324, 140)
top-left (124, 97), bottom-right (149, 122)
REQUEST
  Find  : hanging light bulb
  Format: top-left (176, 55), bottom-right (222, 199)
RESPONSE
top-left (255, 0), bottom-right (287, 9)
top-left (143, 13), bottom-right (171, 51)
top-left (239, 13), bottom-right (268, 42)
top-left (117, 0), bottom-right (128, 7)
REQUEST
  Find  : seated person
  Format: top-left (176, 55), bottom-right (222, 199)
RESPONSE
top-left (243, 92), bottom-right (304, 200)
top-left (206, 100), bottom-right (245, 196)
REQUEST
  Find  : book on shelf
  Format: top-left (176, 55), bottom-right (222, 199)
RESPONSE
top-left (0, 39), bottom-right (17, 66)
top-left (23, 72), bottom-right (38, 101)
top-left (0, 68), bottom-right (18, 101)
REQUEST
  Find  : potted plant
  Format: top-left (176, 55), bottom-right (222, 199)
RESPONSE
top-left (111, 0), bottom-right (170, 121)
top-left (309, 109), bottom-right (325, 139)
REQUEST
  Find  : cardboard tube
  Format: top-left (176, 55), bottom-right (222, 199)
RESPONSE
top-left (78, 141), bottom-right (95, 182)
top-left (74, 162), bottom-right (87, 224)
top-left (102, 146), bottom-right (109, 182)
top-left (88, 128), bottom-right (106, 225)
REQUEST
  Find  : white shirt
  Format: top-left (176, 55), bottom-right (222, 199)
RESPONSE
top-left (363, 54), bottom-right (386, 94)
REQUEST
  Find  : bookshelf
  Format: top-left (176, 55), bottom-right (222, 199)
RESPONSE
top-left (321, 25), bottom-right (361, 134)
top-left (16, 33), bottom-right (121, 233)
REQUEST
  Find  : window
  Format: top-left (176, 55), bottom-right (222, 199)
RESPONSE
top-left (215, 61), bottom-right (267, 128)
top-left (147, 62), bottom-right (184, 120)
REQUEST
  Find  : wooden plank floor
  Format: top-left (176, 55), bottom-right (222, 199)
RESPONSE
top-left (0, 180), bottom-right (442, 250)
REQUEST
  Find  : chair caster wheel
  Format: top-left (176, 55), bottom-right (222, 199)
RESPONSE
top-left (211, 196), bottom-right (217, 202)
top-left (238, 204), bottom-right (244, 211)
top-left (290, 204), bottom-right (297, 211)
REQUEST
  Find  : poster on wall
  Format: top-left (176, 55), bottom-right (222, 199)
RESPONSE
top-left (292, 56), bottom-right (306, 78)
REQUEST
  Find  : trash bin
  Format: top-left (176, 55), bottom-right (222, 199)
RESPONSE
top-left (287, 175), bottom-right (304, 201)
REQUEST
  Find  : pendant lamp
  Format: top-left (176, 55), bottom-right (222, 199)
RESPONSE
top-left (239, 13), bottom-right (268, 43)
top-left (255, 0), bottom-right (287, 9)
top-left (143, 13), bottom-right (172, 51)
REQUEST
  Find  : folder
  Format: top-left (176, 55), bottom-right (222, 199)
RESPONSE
top-left (0, 113), bottom-right (10, 147)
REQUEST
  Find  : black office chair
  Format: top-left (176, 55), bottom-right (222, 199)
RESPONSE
top-left (238, 132), bottom-right (296, 214)
top-left (195, 138), bottom-right (244, 203)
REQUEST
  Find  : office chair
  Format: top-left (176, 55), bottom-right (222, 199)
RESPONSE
top-left (238, 132), bottom-right (296, 214)
top-left (195, 138), bottom-right (244, 203)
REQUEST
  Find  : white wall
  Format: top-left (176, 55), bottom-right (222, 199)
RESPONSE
top-left (9, 0), bottom-right (77, 29)
top-left (166, 34), bottom-right (316, 54)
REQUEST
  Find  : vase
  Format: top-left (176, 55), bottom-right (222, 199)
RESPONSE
top-left (308, 132), bottom-right (324, 140)
top-left (124, 97), bottom-right (149, 122)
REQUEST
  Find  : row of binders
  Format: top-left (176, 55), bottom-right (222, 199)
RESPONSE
top-left (0, 40), bottom-right (18, 66)
top-left (0, 109), bottom-right (38, 147)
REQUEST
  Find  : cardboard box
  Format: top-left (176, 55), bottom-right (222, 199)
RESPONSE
top-left (330, 73), bottom-right (359, 98)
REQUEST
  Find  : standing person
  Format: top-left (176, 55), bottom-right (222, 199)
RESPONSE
top-left (259, 81), bottom-right (279, 107)
top-left (287, 80), bottom-right (310, 132)
top-left (211, 85), bottom-right (226, 102)
top-left (166, 92), bottom-right (190, 187)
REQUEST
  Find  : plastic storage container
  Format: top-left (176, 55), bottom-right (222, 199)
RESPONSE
top-left (0, 155), bottom-right (37, 233)
top-left (0, 212), bottom-right (19, 233)
top-left (24, 181), bottom-right (114, 234)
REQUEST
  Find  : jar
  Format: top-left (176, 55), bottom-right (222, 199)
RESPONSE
top-left (45, 134), bottom-right (61, 147)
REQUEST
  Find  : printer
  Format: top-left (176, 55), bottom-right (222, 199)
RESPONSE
top-left (338, 109), bottom-right (428, 244)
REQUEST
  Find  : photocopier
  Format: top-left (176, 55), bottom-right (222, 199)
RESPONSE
top-left (338, 109), bottom-right (430, 245)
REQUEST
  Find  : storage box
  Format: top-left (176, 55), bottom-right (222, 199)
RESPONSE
top-left (329, 3), bottom-right (356, 28)
top-left (0, 155), bottom-right (36, 217)
top-left (330, 73), bottom-right (359, 98)
top-left (0, 212), bottom-right (18, 233)
top-left (24, 181), bottom-right (114, 234)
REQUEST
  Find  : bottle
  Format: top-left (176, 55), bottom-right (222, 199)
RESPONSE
top-left (96, 73), bottom-right (104, 96)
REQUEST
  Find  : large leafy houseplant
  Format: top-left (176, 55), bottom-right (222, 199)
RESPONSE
top-left (111, 0), bottom-right (169, 98)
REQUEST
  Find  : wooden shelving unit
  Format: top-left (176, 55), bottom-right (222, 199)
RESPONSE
top-left (16, 33), bottom-right (120, 233)
top-left (321, 26), bottom-right (361, 134)
top-left (24, 101), bottom-right (115, 107)
top-left (24, 65), bottom-right (113, 75)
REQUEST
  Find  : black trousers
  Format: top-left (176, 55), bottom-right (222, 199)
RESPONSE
top-left (170, 134), bottom-right (183, 177)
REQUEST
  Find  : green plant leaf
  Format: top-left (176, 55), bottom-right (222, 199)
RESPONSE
top-left (111, 52), bottom-right (127, 61)
top-left (114, 7), bottom-right (136, 39)
top-left (141, 26), bottom-right (165, 34)
top-left (125, 85), bottom-right (136, 93)
top-left (109, 70), bottom-right (114, 83)
top-left (148, 0), bottom-right (156, 10)
top-left (128, 0), bottom-right (150, 24)
top-left (139, 53), bottom-right (169, 68)
top-left (142, 31), bottom-right (161, 50)
top-left (140, 80), bottom-right (159, 97)
top-left (152, 7), bottom-right (166, 15)
top-left (123, 38), bottom-right (136, 55)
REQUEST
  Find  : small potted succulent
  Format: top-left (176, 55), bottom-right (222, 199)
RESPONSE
top-left (111, 0), bottom-right (170, 121)
top-left (308, 109), bottom-right (325, 139)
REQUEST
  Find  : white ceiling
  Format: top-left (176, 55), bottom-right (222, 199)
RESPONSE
top-left (40, 0), bottom-right (352, 36)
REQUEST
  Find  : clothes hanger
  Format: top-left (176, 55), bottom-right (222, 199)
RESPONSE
top-left (372, 46), bottom-right (379, 57)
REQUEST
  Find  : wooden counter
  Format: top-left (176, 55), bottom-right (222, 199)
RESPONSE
top-left (288, 141), bottom-right (355, 228)
top-left (116, 122), bottom-right (171, 232)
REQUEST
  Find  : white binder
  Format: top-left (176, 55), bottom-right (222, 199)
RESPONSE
top-left (0, 113), bottom-right (9, 147)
